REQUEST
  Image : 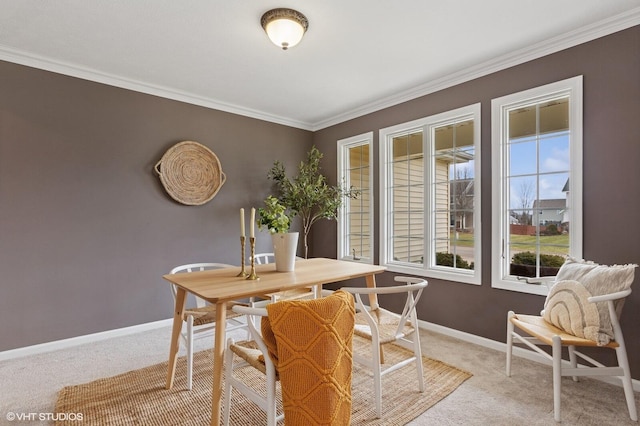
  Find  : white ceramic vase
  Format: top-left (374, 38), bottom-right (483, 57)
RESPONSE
top-left (271, 232), bottom-right (299, 272)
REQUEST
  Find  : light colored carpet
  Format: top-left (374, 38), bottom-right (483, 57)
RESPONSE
top-left (1, 326), bottom-right (639, 425)
top-left (53, 336), bottom-right (470, 425)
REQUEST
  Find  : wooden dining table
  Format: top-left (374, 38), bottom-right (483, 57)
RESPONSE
top-left (163, 257), bottom-right (386, 425)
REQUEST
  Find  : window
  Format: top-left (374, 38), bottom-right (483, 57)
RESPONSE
top-left (337, 132), bottom-right (373, 263)
top-left (491, 76), bottom-right (583, 295)
top-left (379, 104), bottom-right (481, 284)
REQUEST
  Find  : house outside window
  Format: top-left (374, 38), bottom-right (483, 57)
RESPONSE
top-left (379, 104), bottom-right (481, 284)
top-left (491, 76), bottom-right (583, 295)
top-left (337, 132), bottom-right (373, 263)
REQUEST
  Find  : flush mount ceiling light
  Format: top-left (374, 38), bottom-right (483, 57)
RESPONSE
top-left (261, 8), bottom-right (309, 50)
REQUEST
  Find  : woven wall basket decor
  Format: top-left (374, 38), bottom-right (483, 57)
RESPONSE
top-left (154, 141), bottom-right (226, 206)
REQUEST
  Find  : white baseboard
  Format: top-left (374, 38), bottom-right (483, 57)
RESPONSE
top-left (2, 317), bottom-right (639, 393)
top-left (419, 319), bottom-right (640, 392)
top-left (0, 318), bottom-right (173, 361)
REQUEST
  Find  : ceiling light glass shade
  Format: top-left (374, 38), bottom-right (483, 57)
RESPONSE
top-left (261, 8), bottom-right (309, 50)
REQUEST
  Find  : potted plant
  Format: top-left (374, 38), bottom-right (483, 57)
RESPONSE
top-left (257, 195), bottom-right (299, 271)
top-left (257, 195), bottom-right (291, 234)
top-left (267, 146), bottom-right (358, 259)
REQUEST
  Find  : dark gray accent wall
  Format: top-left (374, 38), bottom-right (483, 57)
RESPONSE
top-left (1, 26), bottom-right (639, 380)
top-left (313, 26), bottom-right (640, 378)
top-left (0, 61), bottom-right (313, 350)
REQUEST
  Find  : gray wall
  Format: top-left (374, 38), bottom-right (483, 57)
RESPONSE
top-left (1, 25), bottom-right (639, 380)
top-left (0, 61), bottom-right (312, 350)
top-left (313, 26), bottom-right (640, 377)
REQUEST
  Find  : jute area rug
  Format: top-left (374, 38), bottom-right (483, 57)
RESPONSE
top-left (55, 337), bottom-right (471, 425)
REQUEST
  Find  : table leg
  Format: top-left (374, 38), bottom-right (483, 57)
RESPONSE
top-left (166, 287), bottom-right (187, 389)
top-left (210, 301), bottom-right (227, 426)
top-left (365, 274), bottom-right (379, 310)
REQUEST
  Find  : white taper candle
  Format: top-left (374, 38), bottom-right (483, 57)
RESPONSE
top-left (240, 208), bottom-right (245, 237)
top-left (250, 207), bottom-right (255, 238)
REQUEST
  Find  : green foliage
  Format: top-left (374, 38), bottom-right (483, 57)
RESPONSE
top-left (267, 146), bottom-right (359, 258)
top-left (257, 196), bottom-right (290, 234)
top-left (511, 251), bottom-right (565, 267)
top-left (435, 252), bottom-right (474, 270)
top-left (544, 223), bottom-right (560, 235)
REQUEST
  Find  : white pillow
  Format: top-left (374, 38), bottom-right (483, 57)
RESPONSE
top-left (542, 280), bottom-right (602, 343)
top-left (542, 258), bottom-right (637, 345)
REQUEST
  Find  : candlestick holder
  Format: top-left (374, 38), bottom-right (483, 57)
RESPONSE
top-left (236, 236), bottom-right (248, 277)
top-left (246, 237), bottom-right (259, 280)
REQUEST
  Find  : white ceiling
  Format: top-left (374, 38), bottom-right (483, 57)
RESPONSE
top-left (1, 1), bottom-right (639, 130)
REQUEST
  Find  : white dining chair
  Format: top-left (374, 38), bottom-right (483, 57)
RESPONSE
top-left (506, 259), bottom-right (638, 422)
top-left (253, 252), bottom-right (275, 265)
top-left (169, 262), bottom-right (247, 390)
top-left (342, 276), bottom-right (428, 418)
top-left (223, 290), bottom-right (355, 426)
top-left (222, 303), bottom-right (283, 426)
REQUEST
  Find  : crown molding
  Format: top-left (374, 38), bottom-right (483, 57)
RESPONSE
top-left (1, 8), bottom-right (638, 132)
top-left (0, 46), bottom-right (314, 131)
top-left (311, 7), bottom-right (640, 131)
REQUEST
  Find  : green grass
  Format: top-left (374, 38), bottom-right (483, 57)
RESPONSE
top-left (509, 234), bottom-right (569, 255)
top-left (449, 232), bottom-right (569, 255)
top-left (450, 231), bottom-right (474, 247)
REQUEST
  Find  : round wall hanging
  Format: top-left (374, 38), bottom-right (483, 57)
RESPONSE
top-left (154, 141), bottom-right (226, 206)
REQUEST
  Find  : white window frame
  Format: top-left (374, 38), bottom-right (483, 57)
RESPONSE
top-left (491, 76), bottom-right (583, 295)
top-left (379, 103), bottom-right (481, 284)
top-left (337, 132), bottom-right (374, 264)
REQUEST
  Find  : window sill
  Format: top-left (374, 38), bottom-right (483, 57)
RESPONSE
top-left (338, 256), bottom-right (373, 265)
top-left (384, 263), bottom-right (481, 286)
top-left (492, 279), bottom-right (549, 296)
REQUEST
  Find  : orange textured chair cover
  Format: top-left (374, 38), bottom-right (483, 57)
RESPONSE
top-left (263, 290), bottom-right (355, 426)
